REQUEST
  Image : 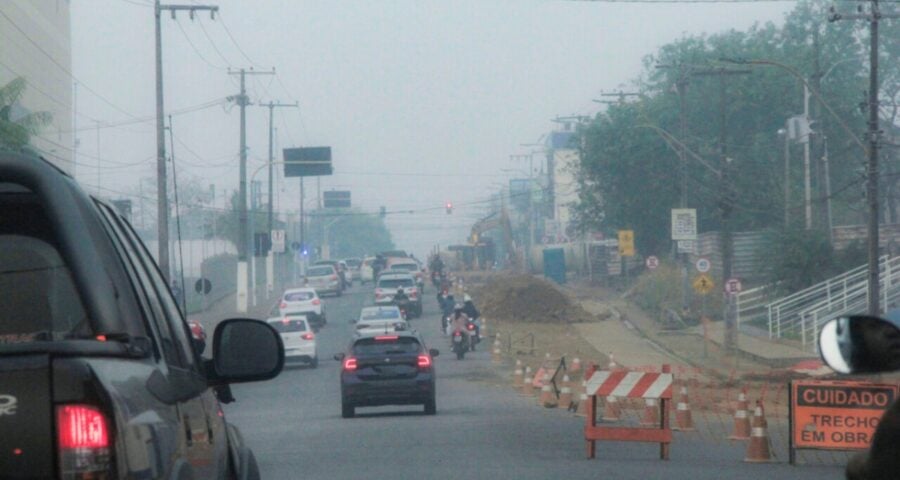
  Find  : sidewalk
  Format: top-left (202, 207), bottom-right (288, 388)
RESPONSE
top-left (697, 322), bottom-right (815, 367)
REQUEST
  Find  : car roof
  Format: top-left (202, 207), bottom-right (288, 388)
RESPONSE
top-left (378, 272), bottom-right (414, 279)
top-left (360, 305), bottom-right (401, 313)
top-left (353, 330), bottom-right (420, 341)
top-left (307, 264), bottom-right (335, 272)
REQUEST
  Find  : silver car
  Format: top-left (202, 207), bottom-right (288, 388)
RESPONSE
top-left (305, 265), bottom-right (343, 297)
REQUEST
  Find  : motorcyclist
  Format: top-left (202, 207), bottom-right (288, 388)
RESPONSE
top-left (462, 294), bottom-right (481, 345)
top-left (393, 287), bottom-right (411, 317)
top-left (450, 303), bottom-right (472, 342)
top-left (441, 294), bottom-right (456, 333)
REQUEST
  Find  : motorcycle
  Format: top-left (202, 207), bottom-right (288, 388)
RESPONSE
top-left (466, 319), bottom-right (480, 351)
top-left (451, 329), bottom-right (469, 360)
top-left (393, 298), bottom-right (411, 320)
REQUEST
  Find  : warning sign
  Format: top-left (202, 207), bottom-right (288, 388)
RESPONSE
top-left (791, 380), bottom-right (897, 453)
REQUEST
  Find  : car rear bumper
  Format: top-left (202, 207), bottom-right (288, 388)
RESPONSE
top-left (342, 376), bottom-right (434, 406)
top-left (285, 344), bottom-right (316, 360)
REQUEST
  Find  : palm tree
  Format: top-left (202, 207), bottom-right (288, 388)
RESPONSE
top-left (0, 77), bottom-right (52, 150)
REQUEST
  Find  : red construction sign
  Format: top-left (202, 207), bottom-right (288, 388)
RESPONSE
top-left (584, 365), bottom-right (673, 460)
top-left (789, 379), bottom-right (898, 463)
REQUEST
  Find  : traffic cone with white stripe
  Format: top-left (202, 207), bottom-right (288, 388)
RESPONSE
top-left (569, 357), bottom-right (582, 374)
top-left (558, 385), bottom-right (573, 410)
top-left (539, 384), bottom-right (558, 408)
top-left (728, 389), bottom-right (751, 440)
top-left (674, 386), bottom-right (695, 431)
top-left (520, 369), bottom-right (534, 396)
top-left (513, 361), bottom-right (524, 386)
top-left (640, 398), bottom-right (659, 426)
top-left (744, 402), bottom-right (772, 463)
top-left (602, 395), bottom-right (621, 421)
top-left (492, 345), bottom-right (502, 363)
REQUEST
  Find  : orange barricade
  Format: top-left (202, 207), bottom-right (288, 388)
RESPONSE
top-left (584, 364), bottom-right (674, 460)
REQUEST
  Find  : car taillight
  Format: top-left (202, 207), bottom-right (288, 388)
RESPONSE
top-left (375, 335), bottom-right (399, 341)
top-left (417, 355), bottom-right (432, 369)
top-left (301, 333), bottom-right (315, 340)
top-left (467, 323), bottom-right (475, 330)
top-left (280, 301), bottom-right (287, 309)
top-left (331, 275), bottom-right (338, 280)
top-left (343, 357), bottom-right (358, 371)
top-left (311, 298), bottom-right (321, 306)
top-left (56, 404), bottom-right (112, 478)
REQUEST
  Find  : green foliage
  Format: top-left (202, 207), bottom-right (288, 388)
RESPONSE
top-left (573, 0), bottom-right (895, 260)
top-left (755, 228), bottom-right (865, 295)
top-left (307, 210), bottom-right (394, 258)
top-left (0, 77), bottom-right (51, 150)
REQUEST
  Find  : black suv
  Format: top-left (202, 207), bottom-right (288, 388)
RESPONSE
top-left (0, 152), bottom-right (284, 479)
top-left (335, 331), bottom-right (439, 418)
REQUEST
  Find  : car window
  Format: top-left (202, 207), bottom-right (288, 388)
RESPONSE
top-left (353, 336), bottom-right (421, 356)
top-left (269, 318), bottom-right (307, 333)
top-left (378, 278), bottom-right (414, 289)
top-left (389, 264), bottom-right (417, 271)
top-left (360, 309), bottom-right (401, 320)
top-left (284, 291), bottom-right (315, 301)
top-left (308, 266), bottom-right (334, 276)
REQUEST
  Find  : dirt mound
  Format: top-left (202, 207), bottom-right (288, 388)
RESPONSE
top-left (475, 274), bottom-right (597, 324)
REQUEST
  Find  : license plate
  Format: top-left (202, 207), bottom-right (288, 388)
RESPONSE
top-left (453, 336), bottom-right (462, 343)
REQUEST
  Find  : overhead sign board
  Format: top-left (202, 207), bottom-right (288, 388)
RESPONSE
top-left (617, 230), bottom-right (635, 257)
top-left (671, 208), bottom-right (697, 241)
top-left (790, 380), bottom-right (897, 459)
top-left (323, 190), bottom-right (351, 208)
top-left (283, 147), bottom-right (333, 177)
top-left (692, 274), bottom-right (713, 295)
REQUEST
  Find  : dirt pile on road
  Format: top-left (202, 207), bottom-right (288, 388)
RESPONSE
top-left (475, 274), bottom-right (599, 324)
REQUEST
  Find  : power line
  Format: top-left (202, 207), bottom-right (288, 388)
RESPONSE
top-left (174, 17), bottom-right (227, 70)
top-left (217, 13), bottom-right (260, 67)
top-left (196, 17), bottom-right (232, 66)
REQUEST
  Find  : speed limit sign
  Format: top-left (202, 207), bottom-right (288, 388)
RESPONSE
top-left (695, 257), bottom-right (711, 273)
top-left (646, 255), bottom-right (660, 270)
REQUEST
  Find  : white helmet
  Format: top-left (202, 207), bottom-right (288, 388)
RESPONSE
top-left (464, 294), bottom-right (472, 302)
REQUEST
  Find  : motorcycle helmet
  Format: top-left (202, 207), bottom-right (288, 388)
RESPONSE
top-left (464, 294), bottom-right (472, 302)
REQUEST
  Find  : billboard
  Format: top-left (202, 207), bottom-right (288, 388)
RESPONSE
top-left (283, 147), bottom-right (333, 177)
top-left (323, 190), bottom-right (351, 208)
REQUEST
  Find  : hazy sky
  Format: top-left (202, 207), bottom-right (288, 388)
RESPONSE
top-left (71, 0), bottom-right (792, 257)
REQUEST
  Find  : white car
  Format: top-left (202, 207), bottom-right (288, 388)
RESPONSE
top-left (374, 272), bottom-right (422, 317)
top-left (267, 314), bottom-right (318, 367)
top-left (354, 306), bottom-right (409, 334)
top-left (360, 256), bottom-right (375, 284)
top-left (278, 287), bottom-right (326, 329)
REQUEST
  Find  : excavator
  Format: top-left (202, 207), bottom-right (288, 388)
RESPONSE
top-left (469, 209), bottom-right (520, 270)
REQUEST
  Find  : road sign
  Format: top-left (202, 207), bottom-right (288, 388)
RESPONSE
top-left (283, 146), bottom-right (333, 177)
top-left (695, 257), bottom-right (711, 273)
top-left (677, 240), bottom-right (695, 254)
top-left (323, 190), bottom-right (351, 208)
top-left (790, 380), bottom-right (898, 459)
top-left (618, 230), bottom-right (635, 257)
top-left (645, 255), bottom-right (659, 270)
top-left (725, 278), bottom-right (742, 295)
top-left (271, 229), bottom-right (285, 253)
top-left (194, 278), bottom-right (212, 295)
top-left (671, 208), bottom-right (697, 240)
top-left (692, 274), bottom-right (714, 295)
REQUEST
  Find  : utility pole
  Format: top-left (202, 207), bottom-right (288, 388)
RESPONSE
top-left (228, 67), bottom-right (275, 312)
top-left (155, 1), bottom-right (218, 282)
top-left (830, 1), bottom-right (900, 314)
top-left (259, 101), bottom-right (296, 298)
top-left (692, 67), bottom-right (751, 351)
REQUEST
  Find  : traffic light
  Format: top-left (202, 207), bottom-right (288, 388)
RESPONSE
top-left (445, 202), bottom-right (453, 215)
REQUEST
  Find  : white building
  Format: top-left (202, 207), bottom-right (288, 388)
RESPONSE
top-left (0, 0), bottom-right (73, 173)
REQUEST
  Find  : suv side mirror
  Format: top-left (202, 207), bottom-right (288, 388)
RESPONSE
top-left (209, 319), bottom-right (284, 384)
top-left (819, 315), bottom-right (900, 374)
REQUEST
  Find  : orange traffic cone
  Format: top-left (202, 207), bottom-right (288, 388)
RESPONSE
top-left (570, 357), bottom-right (582, 374)
top-left (575, 393), bottom-right (589, 417)
top-left (602, 395), bottom-right (621, 421)
top-left (728, 392), bottom-right (750, 440)
top-left (521, 371), bottom-right (534, 396)
top-left (744, 402), bottom-right (772, 463)
top-left (539, 384), bottom-right (558, 408)
top-left (674, 386), bottom-right (695, 431)
top-left (558, 385), bottom-right (573, 410)
top-left (640, 398), bottom-right (659, 426)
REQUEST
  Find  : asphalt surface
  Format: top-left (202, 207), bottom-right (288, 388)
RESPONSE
top-left (217, 284), bottom-right (846, 480)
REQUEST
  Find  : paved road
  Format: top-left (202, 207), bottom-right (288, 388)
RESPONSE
top-left (217, 285), bottom-right (845, 480)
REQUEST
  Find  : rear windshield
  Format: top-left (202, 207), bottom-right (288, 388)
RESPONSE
top-left (284, 291), bottom-right (315, 301)
top-left (269, 318), bottom-right (308, 333)
top-left (307, 266), bottom-right (333, 277)
top-left (360, 309), bottom-right (401, 320)
top-left (390, 263), bottom-right (417, 271)
top-left (356, 321), bottom-right (399, 332)
top-left (353, 336), bottom-right (421, 356)
top-left (378, 278), bottom-right (414, 289)
top-left (0, 195), bottom-right (90, 345)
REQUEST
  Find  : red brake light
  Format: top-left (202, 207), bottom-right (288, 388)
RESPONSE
top-left (280, 301), bottom-right (287, 309)
top-left (343, 357), bottom-right (358, 371)
top-left (375, 335), bottom-right (399, 341)
top-left (282, 317), bottom-right (291, 325)
top-left (417, 355), bottom-right (432, 368)
top-left (301, 333), bottom-right (315, 340)
top-left (467, 324), bottom-right (475, 330)
top-left (311, 298), bottom-right (321, 306)
top-left (57, 405), bottom-right (110, 449)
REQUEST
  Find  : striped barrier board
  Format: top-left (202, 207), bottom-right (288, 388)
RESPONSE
top-left (585, 370), bottom-right (674, 399)
top-left (584, 364), bottom-right (673, 461)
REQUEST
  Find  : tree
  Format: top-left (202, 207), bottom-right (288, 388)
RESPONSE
top-left (0, 77), bottom-right (51, 150)
top-left (308, 210), bottom-right (394, 259)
